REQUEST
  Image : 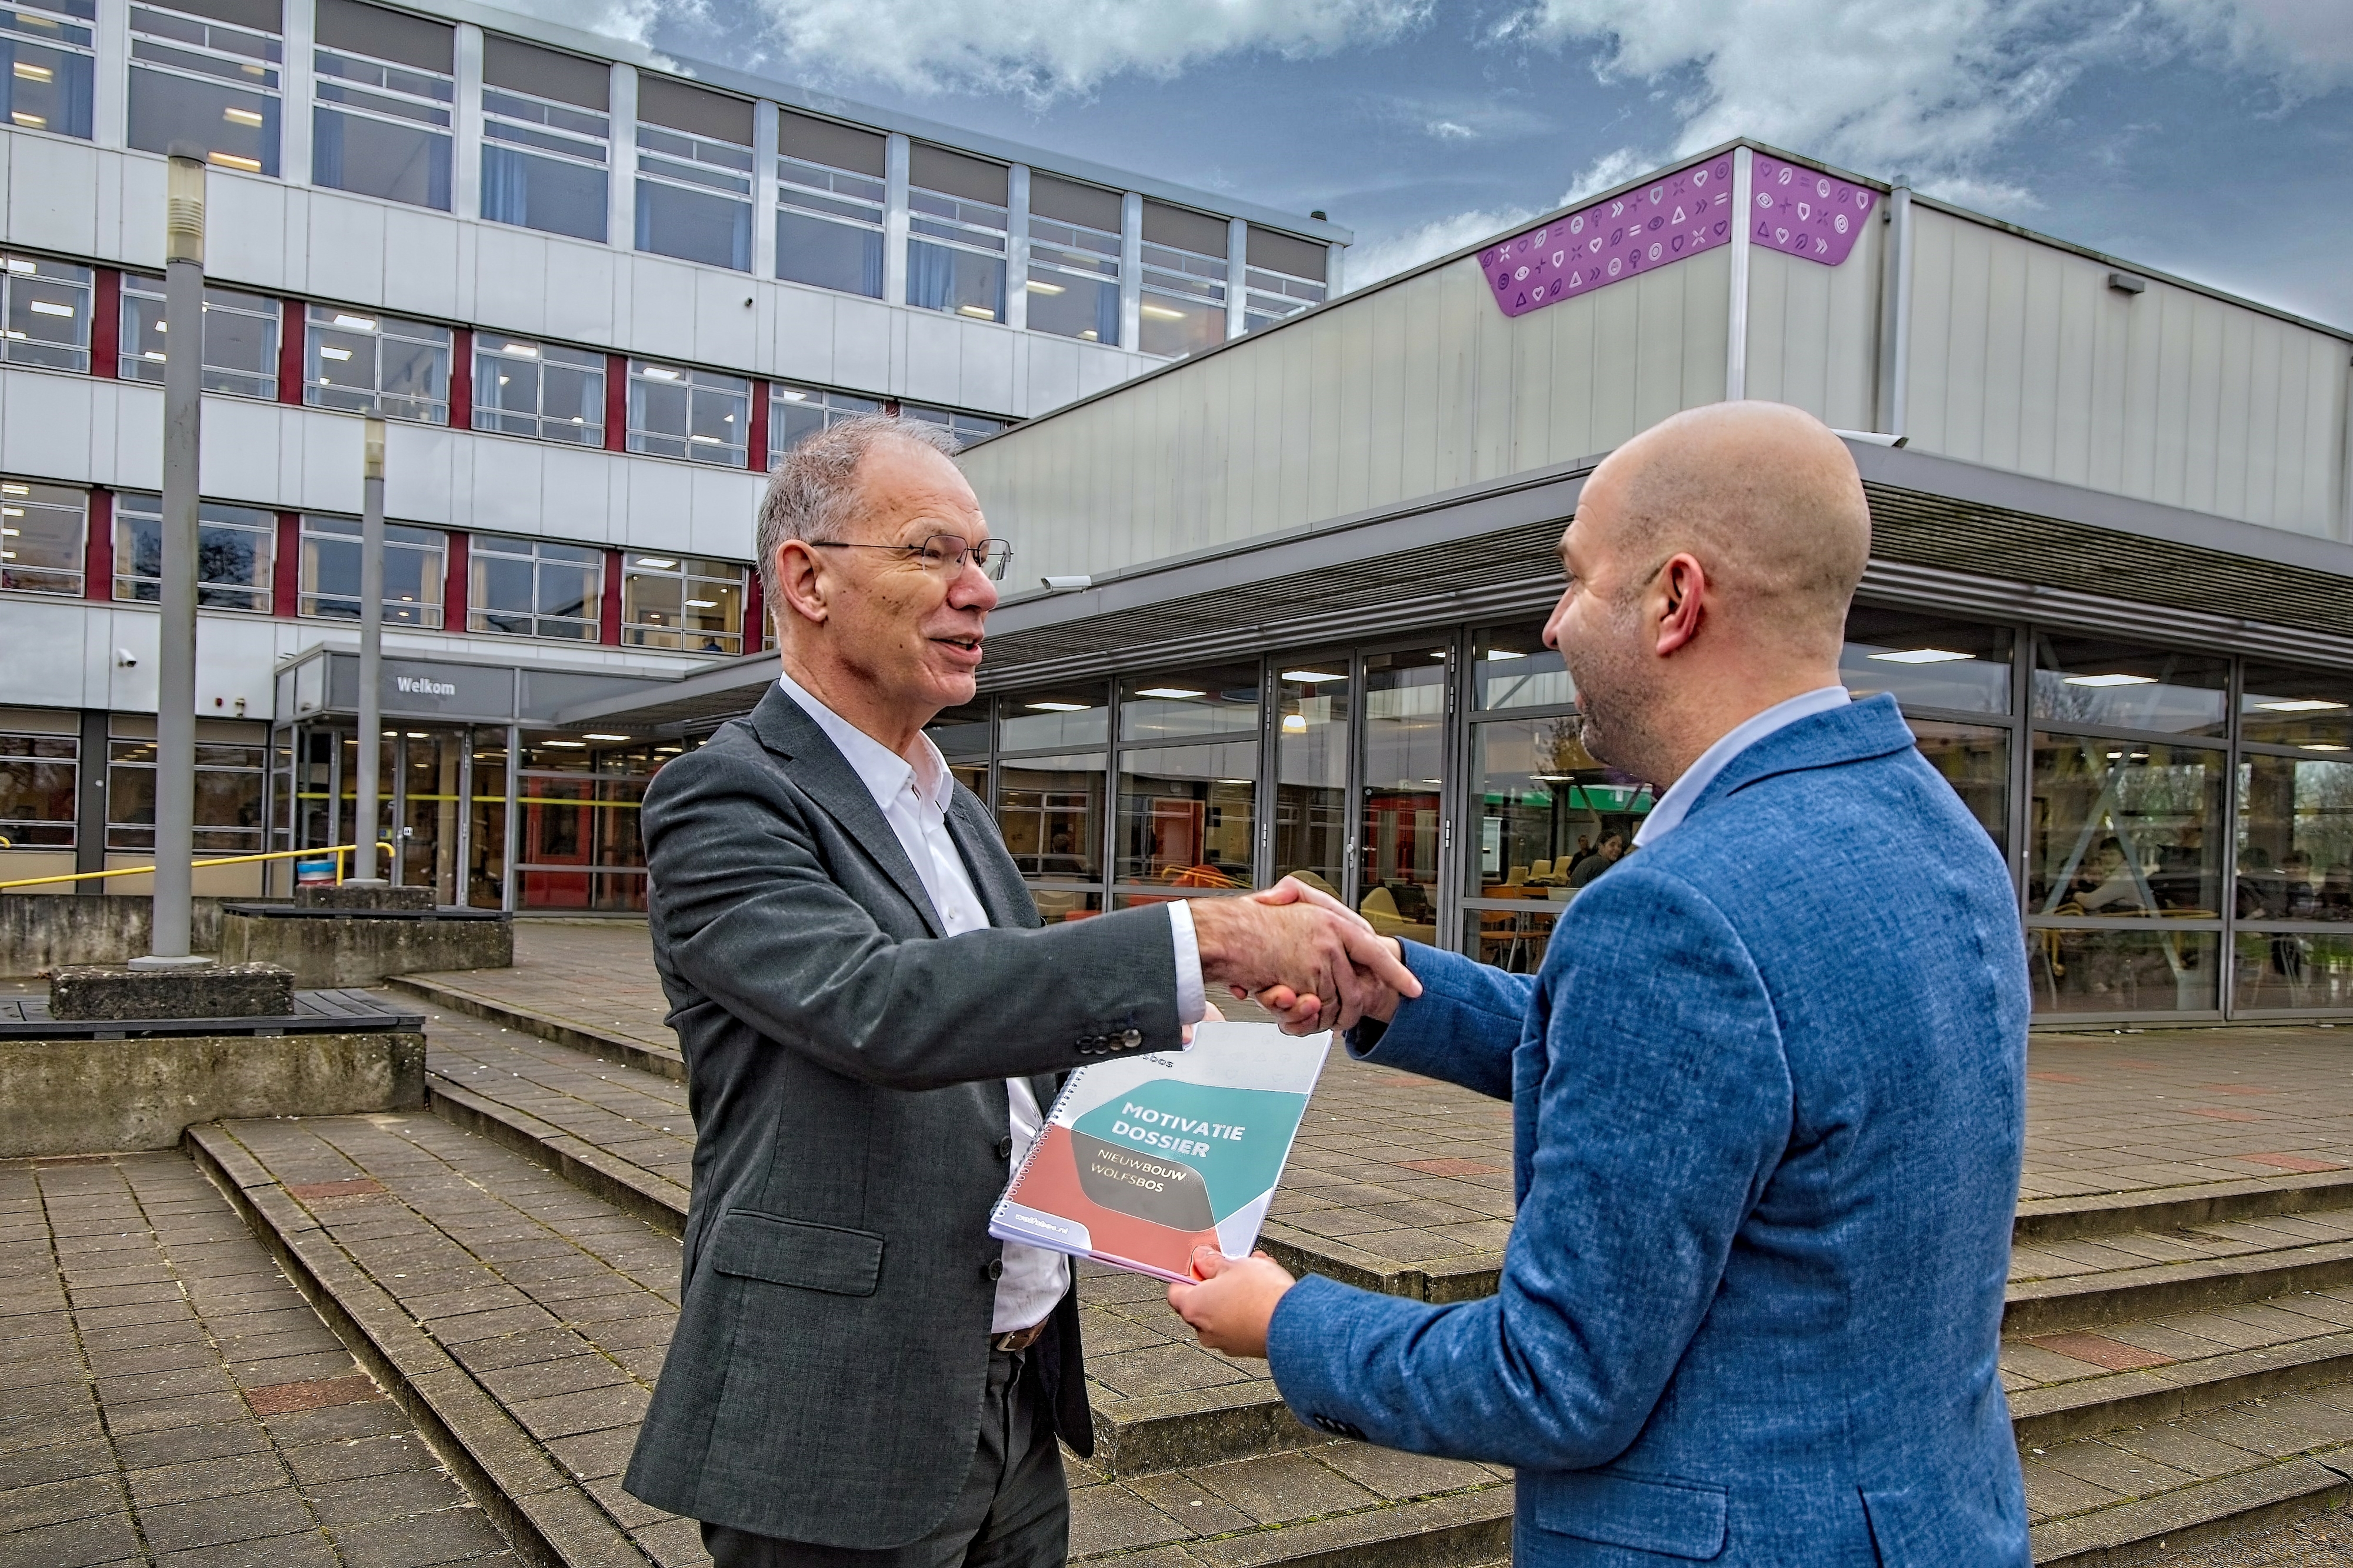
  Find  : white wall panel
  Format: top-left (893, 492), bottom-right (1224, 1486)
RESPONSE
top-left (1741, 219), bottom-right (1882, 430)
top-left (959, 323), bottom-right (1016, 414)
top-left (1905, 206), bottom-right (2348, 538)
top-left (2, 372), bottom-right (106, 485)
top-left (691, 268), bottom-right (758, 369)
top-left (684, 467), bottom-right (761, 559)
top-left (1022, 333), bottom-right (1082, 415)
top-left (626, 255), bottom-right (697, 361)
top-left (8, 135), bottom-right (101, 260)
top-left (619, 459), bottom-right (695, 556)
top-left (295, 407), bottom-right (364, 514)
top-left (768, 283), bottom-right (836, 386)
top-left (206, 174), bottom-right (291, 293)
top-left (101, 606), bottom-right (156, 712)
top-left (900, 309), bottom-right (962, 405)
top-left (0, 597), bottom-right (102, 709)
top-left (831, 294), bottom-right (891, 394)
top-left (476, 223), bottom-right (555, 341)
top-left (385, 423), bottom-right (456, 523)
top-left (200, 396), bottom-right (286, 506)
top-left (303, 191), bottom-right (389, 306)
top-left (526, 443), bottom-right (615, 542)
top-left (381, 205), bottom-right (464, 323)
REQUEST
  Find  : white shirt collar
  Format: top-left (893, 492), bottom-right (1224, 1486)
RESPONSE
top-left (775, 670), bottom-right (954, 817)
top-left (1633, 685), bottom-right (1851, 848)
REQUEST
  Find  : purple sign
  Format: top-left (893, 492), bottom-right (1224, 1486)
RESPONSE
top-left (1478, 152), bottom-right (1879, 321)
top-left (1749, 154), bottom-right (1877, 265)
top-left (1478, 155), bottom-right (1735, 319)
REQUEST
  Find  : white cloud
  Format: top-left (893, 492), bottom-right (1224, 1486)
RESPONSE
top-left (1427, 119), bottom-right (1477, 139)
top-left (492, 0), bottom-right (679, 47)
top-left (714, 0), bottom-right (1432, 99)
top-left (2156, 0), bottom-right (2353, 96)
top-left (1345, 205), bottom-right (1537, 286)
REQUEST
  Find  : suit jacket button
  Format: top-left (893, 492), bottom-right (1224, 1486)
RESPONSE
top-left (1121, 1029), bottom-right (1142, 1047)
top-left (984, 1257), bottom-right (1004, 1281)
top-left (995, 1137), bottom-right (1014, 1160)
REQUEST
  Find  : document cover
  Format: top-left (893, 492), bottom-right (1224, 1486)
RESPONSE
top-left (990, 1022), bottom-right (1331, 1284)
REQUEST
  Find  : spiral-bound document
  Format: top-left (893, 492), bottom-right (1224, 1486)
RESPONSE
top-left (990, 1022), bottom-right (1332, 1285)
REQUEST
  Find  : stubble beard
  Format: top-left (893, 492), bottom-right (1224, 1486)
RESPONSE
top-left (1562, 599), bottom-right (1667, 788)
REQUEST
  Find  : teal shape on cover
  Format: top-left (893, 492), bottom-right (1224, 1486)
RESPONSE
top-left (1073, 1082), bottom-right (1308, 1223)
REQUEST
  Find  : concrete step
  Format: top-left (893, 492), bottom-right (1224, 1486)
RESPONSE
top-left (192, 1107), bottom-right (1516, 1567)
top-left (2006, 1213), bottom-right (2353, 1337)
top-left (391, 973), bottom-right (684, 1083)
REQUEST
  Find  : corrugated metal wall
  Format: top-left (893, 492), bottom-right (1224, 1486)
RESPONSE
top-left (1904, 206), bottom-right (2348, 538)
top-left (1741, 219), bottom-right (1884, 431)
top-left (962, 249), bottom-right (1732, 580)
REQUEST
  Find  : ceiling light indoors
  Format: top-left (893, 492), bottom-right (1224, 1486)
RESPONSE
top-left (634, 557), bottom-right (676, 568)
top-left (684, 599), bottom-right (716, 608)
top-left (584, 733), bottom-right (631, 742)
top-left (1139, 303), bottom-right (1185, 320)
top-left (331, 313), bottom-right (375, 329)
top-left (2065, 673), bottom-right (2156, 688)
top-left (541, 740), bottom-right (586, 748)
top-left (2302, 743), bottom-right (2349, 752)
top-left (502, 342), bottom-right (537, 355)
top-left (1281, 714), bottom-right (1307, 733)
top-left (2259, 699), bottom-right (2349, 712)
top-left (1136, 687), bottom-right (1203, 699)
top-left (1869, 648), bottom-right (1971, 664)
top-left (1025, 280), bottom-right (1065, 295)
top-left (956, 305), bottom-right (996, 320)
top-left (1281, 670), bottom-right (1345, 683)
top-left (1484, 649), bottom-right (1527, 660)
top-left (641, 366), bottom-right (680, 381)
top-left (1026, 701), bottom-right (1088, 712)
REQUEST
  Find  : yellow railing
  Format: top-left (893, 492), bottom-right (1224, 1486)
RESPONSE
top-left (0, 842), bottom-right (397, 893)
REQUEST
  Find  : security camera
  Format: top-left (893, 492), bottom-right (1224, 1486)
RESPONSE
top-left (117, 648), bottom-right (138, 668)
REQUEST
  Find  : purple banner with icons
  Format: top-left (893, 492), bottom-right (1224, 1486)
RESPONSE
top-left (1749, 154), bottom-right (1877, 265)
top-left (1478, 152), bottom-right (1877, 320)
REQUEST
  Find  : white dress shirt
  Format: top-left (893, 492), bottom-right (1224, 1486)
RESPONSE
top-left (778, 673), bottom-right (1205, 1332)
top-left (1633, 686), bottom-right (1852, 848)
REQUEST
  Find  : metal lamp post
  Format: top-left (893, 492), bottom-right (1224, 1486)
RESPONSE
top-left (349, 416), bottom-right (388, 885)
top-left (132, 147), bottom-right (211, 971)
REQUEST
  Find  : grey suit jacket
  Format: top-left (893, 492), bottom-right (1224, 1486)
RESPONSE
top-left (621, 685), bottom-right (1181, 1547)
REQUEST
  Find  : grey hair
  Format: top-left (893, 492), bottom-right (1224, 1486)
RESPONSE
top-left (755, 413), bottom-right (961, 613)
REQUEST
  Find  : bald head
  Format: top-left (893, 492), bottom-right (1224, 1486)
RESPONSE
top-left (1581, 401), bottom-right (1868, 652)
top-left (1543, 402), bottom-right (1871, 785)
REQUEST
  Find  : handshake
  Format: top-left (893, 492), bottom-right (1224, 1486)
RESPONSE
top-left (1188, 877), bottom-right (1423, 1034)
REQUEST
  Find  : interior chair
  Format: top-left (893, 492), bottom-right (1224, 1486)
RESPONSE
top-left (1359, 884), bottom-right (1438, 945)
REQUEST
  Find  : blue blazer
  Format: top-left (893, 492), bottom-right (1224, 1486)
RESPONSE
top-left (1267, 696), bottom-right (2031, 1566)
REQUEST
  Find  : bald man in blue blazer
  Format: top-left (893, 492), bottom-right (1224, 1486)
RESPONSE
top-left (1174, 403), bottom-right (2032, 1567)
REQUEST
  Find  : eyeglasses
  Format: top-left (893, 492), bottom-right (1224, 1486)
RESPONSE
top-left (808, 534), bottom-right (1013, 581)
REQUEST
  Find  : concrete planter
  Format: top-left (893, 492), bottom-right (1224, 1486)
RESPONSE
top-left (0, 895), bottom-right (257, 976)
top-left (218, 905), bottom-right (513, 988)
top-left (0, 1029), bottom-right (425, 1156)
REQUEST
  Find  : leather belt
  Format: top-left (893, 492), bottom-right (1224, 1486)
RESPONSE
top-left (991, 1321), bottom-right (1048, 1353)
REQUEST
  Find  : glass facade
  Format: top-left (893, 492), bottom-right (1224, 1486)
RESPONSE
top-left (774, 111), bottom-right (885, 299)
top-left (2, 0), bottom-right (95, 141)
top-left (113, 492), bottom-right (274, 610)
top-left (467, 534), bottom-right (600, 641)
top-left (0, 723), bottom-right (75, 846)
top-left (626, 360), bottom-right (746, 465)
top-left (304, 304), bottom-right (449, 423)
top-left (770, 383), bottom-right (879, 453)
top-left (947, 608), bottom-right (2353, 1021)
top-left (120, 272), bottom-right (279, 397)
top-left (621, 553), bottom-right (742, 653)
top-left (474, 336), bottom-right (603, 443)
top-left (126, 0), bottom-right (280, 176)
top-left (633, 80), bottom-right (754, 273)
top-left (1, 478), bottom-right (85, 595)
top-left (299, 512), bottom-right (444, 626)
top-left (2, 252), bottom-right (90, 372)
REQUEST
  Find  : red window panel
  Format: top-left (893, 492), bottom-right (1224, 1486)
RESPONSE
top-left (746, 378), bottom-right (769, 474)
top-left (449, 327), bottom-right (472, 431)
top-left (604, 354), bottom-right (626, 452)
top-left (599, 549), bottom-right (622, 645)
top-left (273, 511), bottom-right (299, 616)
top-left (91, 270), bottom-right (120, 379)
top-left (84, 489), bottom-right (113, 602)
top-left (742, 566), bottom-right (765, 653)
top-left (444, 530), bottom-right (469, 633)
top-left (278, 299), bottom-right (305, 404)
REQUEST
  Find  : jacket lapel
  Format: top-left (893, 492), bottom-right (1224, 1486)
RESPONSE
top-left (744, 685), bottom-right (947, 939)
top-left (947, 790), bottom-right (1041, 932)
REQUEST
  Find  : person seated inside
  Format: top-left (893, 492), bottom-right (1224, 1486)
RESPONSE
top-left (1567, 830), bottom-right (1626, 889)
top-left (2321, 863), bottom-right (2353, 921)
top-left (2074, 838), bottom-right (2148, 914)
top-left (2281, 850), bottom-right (2319, 919)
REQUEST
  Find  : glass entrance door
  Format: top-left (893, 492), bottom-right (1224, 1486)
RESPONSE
top-left (1358, 646), bottom-right (1448, 946)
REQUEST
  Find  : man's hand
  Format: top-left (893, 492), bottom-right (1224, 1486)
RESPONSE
top-left (1189, 880), bottom-right (1421, 1033)
top-left (1241, 878), bottom-right (1414, 1033)
top-left (1166, 1247), bottom-right (1295, 1359)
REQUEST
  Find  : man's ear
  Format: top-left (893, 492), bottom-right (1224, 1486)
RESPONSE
top-left (1652, 552), bottom-right (1707, 658)
top-left (773, 540), bottom-right (829, 629)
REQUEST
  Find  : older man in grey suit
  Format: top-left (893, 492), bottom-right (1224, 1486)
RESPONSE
top-left (621, 415), bottom-right (1415, 1567)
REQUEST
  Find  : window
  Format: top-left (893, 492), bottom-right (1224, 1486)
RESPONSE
top-left (1274, 658), bottom-right (1347, 893)
top-left (126, 0), bottom-right (280, 176)
top-left (469, 535), bottom-right (601, 641)
top-left (769, 383), bottom-right (879, 453)
top-left (1842, 608), bottom-right (2011, 715)
top-left (106, 727), bottom-right (264, 852)
top-left (119, 272), bottom-right (278, 397)
top-left (622, 554), bottom-right (744, 653)
top-left (1116, 663), bottom-right (1258, 892)
top-left (1026, 174), bottom-right (1121, 345)
top-left (906, 144), bottom-right (1006, 323)
top-left (1, 0), bottom-right (95, 140)
top-left (2, 252), bottom-right (91, 371)
top-left (634, 75), bottom-right (752, 272)
top-left (474, 336), bottom-right (604, 444)
top-left (299, 513), bottom-right (444, 626)
top-left (0, 723), bottom-right (76, 848)
top-left (310, 0), bottom-right (451, 210)
top-left (2235, 663), bottom-right (2353, 1012)
top-left (2031, 634), bottom-right (2229, 738)
top-left (113, 492), bottom-right (274, 611)
top-left (1244, 226), bottom-right (1327, 333)
top-left (626, 360), bottom-right (745, 466)
top-left (305, 303), bottom-right (449, 423)
top-left (0, 478), bottom-right (85, 596)
top-left (998, 684), bottom-right (1108, 923)
top-left (479, 34), bottom-right (608, 243)
top-left (775, 110), bottom-right (884, 298)
top-left (901, 403), bottom-right (1004, 443)
top-left (1139, 201), bottom-right (1228, 358)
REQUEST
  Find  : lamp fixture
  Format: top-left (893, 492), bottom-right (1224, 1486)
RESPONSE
top-left (1281, 670), bottom-right (1345, 683)
top-left (635, 557), bottom-right (677, 568)
top-left (584, 733), bottom-right (631, 742)
top-left (1870, 648), bottom-right (1971, 665)
top-left (2259, 699), bottom-right (2348, 712)
top-left (2065, 673), bottom-right (2156, 688)
top-left (1026, 701), bottom-right (1088, 712)
top-left (1484, 649), bottom-right (1527, 661)
top-left (1136, 687), bottom-right (1203, 699)
top-left (331, 313), bottom-right (375, 330)
top-left (1281, 715), bottom-right (1307, 733)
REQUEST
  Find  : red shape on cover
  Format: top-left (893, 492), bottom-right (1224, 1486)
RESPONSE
top-left (1011, 1125), bottom-right (1222, 1283)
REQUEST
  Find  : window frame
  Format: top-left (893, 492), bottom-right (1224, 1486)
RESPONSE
top-left (466, 532), bottom-right (604, 642)
top-left (619, 552), bottom-right (745, 654)
top-left (1, 0), bottom-right (98, 141)
top-left (298, 511), bottom-right (446, 627)
top-left (1, 251), bottom-right (92, 373)
top-left (472, 335), bottom-right (605, 445)
top-left (112, 491), bottom-right (275, 613)
top-left (1026, 212), bottom-right (1121, 346)
top-left (906, 183), bottom-right (1008, 323)
top-left (303, 302), bottom-right (451, 424)
top-left (310, 37), bottom-right (453, 210)
top-left (479, 81), bottom-right (608, 242)
top-left (0, 477), bottom-right (87, 597)
top-left (768, 382), bottom-right (879, 454)
top-left (125, 0), bottom-right (281, 175)
top-left (0, 726), bottom-right (79, 849)
top-left (118, 271), bottom-right (280, 398)
top-left (625, 359), bottom-right (747, 466)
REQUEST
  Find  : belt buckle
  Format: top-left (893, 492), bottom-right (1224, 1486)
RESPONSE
top-left (992, 1322), bottom-right (1045, 1353)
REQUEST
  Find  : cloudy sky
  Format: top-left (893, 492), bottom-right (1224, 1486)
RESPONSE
top-left (525, 0), bottom-right (2351, 325)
